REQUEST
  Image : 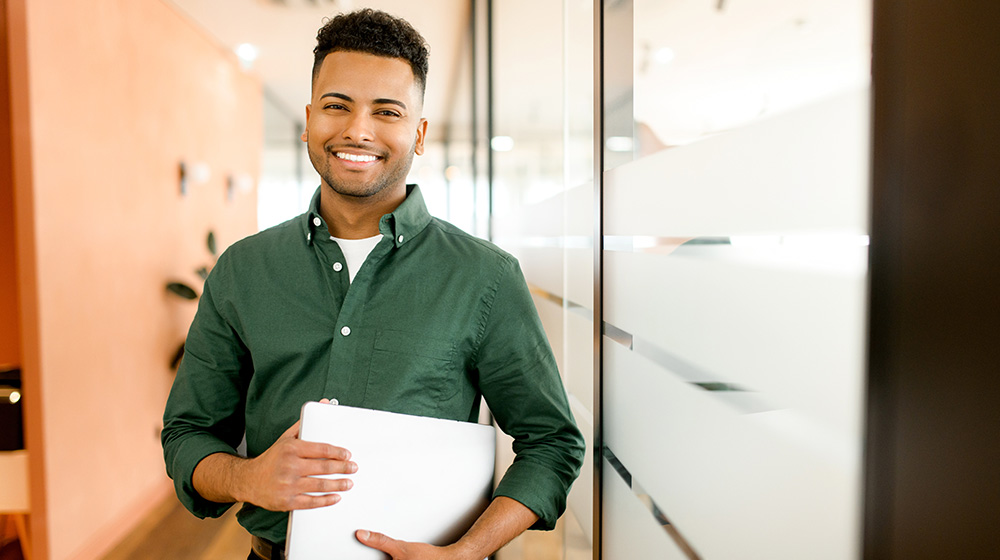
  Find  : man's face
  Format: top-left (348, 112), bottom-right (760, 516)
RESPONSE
top-left (302, 51), bottom-right (427, 201)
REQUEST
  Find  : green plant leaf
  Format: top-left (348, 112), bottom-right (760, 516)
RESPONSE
top-left (207, 231), bottom-right (217, 257)
top-left (195, 266), bottom-right (210, 281)
top-left (167, 282), bottom-right (198, 300)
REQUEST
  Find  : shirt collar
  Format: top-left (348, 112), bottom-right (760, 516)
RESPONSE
top-left (302, 184), bottom-right (432, 248)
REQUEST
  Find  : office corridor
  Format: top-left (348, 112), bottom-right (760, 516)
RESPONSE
top-left (96, 494), bottom-right (566, 559)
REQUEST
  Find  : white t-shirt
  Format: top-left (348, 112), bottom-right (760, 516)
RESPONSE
top-left (330, 234), bottom-right (383, 283)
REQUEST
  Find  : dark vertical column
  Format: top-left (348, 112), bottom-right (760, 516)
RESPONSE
top-left (866, 1), bottom-right (1000, 558)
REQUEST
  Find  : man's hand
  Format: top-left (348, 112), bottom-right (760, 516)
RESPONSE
top-left (356, 530), bottom-right (462, 560)
top-left (238, 420), bottom-right (357, 510)
top-left (356, 496), bottom-right (539, 560)
top-left (192, 420), bottom-right (357, 511)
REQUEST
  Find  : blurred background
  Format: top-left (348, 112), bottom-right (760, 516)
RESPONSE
top-left (2, 0), bottom-right (999, 559)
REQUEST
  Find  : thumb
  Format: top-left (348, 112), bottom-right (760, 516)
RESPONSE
top-left (357, 529), bottom-right (404, 557)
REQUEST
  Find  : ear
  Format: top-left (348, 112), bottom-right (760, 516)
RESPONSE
top-left (301, 104), bottom-right (312, 142)
top-left (413, 118), bottom-right (428, 156)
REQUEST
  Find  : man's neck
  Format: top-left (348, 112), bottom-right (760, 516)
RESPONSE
top-left (318, 183), bottom-right (407, 239)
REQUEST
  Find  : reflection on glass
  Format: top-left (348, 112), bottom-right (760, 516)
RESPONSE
top-left (600, 1), bottom-right (872, 559)
top-left (628, 0), bottom-right (871, 158)
top-left (492, 0), bottom-right (595, 558)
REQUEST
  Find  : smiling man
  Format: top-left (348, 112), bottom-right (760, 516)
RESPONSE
top-left (161, 8), bottom-right (584, 560)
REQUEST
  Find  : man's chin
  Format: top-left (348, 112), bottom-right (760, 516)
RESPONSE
top-left (324, 180), bottom-right (389, 200)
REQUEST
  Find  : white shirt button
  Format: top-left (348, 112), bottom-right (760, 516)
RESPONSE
top-left (312, 216), bottom-right (321, 227)
top-left (341, 326), bottom-right (351, 336)
top-left (333, 262), bottom-right (343, 272)
top-left (397, 235), bottom-right (404, 243)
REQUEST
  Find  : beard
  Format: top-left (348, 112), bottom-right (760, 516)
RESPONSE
top-left (309, 140), bottom-right (416, 199)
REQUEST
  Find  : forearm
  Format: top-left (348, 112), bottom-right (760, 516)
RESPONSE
top-left (191, 423), bottom-right (355, 512)
top-left (192, 452), bottom-right (251, 504)
top-left (448, 497), bottom-right (539, 560)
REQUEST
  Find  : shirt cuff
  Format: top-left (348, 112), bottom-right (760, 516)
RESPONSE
top-left (493, 458), bottom-right (571, 531)
top-left (165, 433), bottom-right (239, 519)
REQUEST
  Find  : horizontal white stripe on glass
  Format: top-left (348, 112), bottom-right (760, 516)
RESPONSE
top-left (605, 89), bottom-right (870, 237)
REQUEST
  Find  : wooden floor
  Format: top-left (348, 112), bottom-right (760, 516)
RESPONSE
top-left (101, 495), bottom-right (249, 560)
top-left (100, 493), bottom-right (567, 560)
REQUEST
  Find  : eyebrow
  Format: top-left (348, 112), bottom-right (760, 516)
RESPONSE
top-left (319, 92), bottom-right (407, 110)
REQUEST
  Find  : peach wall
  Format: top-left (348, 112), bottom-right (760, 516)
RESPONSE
top-left (0, 0), bottom-right (20, 369)
top-left (14, 0), bottom-right (261, 558)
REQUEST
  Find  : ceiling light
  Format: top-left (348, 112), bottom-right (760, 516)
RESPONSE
top-left (653, 47), bottom-right (676, 65)
top-left (491, 136), bottom-right (514, 152)
top-left (235, 43), bottom-right (260, 69)
top-left (605, 136), bottom-right (634, 152)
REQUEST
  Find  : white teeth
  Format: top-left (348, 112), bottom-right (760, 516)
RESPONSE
top-left (336, 152), bottom-right (378, 163)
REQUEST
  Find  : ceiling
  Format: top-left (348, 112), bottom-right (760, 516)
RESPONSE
top-left (165, 0), bottom-right (470, 142)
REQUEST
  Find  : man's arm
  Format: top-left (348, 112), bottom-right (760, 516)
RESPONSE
top-left (359, 258), bottom-right (583, 559)
top-left (192, 420), bottom-right (357, 512)
top-left (357, 496), bottom-right (538, 560)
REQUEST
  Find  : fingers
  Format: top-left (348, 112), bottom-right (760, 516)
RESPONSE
top-left (291, 491), bottom-right (342, 510)
top-left (302, 475), bottom-right (353, 494)
top-left (296, 440), bottom-right (352, 462)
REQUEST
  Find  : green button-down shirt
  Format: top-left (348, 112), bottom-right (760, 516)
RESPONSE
top-left (161, 185), bottom-right (584, 543)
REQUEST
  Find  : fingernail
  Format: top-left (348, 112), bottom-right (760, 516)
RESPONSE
top-left (358, 530), bottom-right (369, 540)
top-left (350, 462), bottom-right (358, 473)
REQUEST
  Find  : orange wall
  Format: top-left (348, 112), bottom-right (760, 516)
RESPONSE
top-left (0, 0), bottom-right (21, 369)
top-left (15, 0), bottom-right (261, 558)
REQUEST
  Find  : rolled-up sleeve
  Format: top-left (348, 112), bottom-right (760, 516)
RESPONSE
top-left (475, 257), bottom-right (585, 530)
top-left (161, 256), bottom-right (251, 519)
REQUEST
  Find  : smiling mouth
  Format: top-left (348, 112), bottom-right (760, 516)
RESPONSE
top-left (334, 152), bottom-right (380, 163)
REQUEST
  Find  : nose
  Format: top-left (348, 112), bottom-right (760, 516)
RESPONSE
top-left (341, 111), bottom-right (374, 143)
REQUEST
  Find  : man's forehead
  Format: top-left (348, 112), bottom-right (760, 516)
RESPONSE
top-left (313, 51), bottom-right (423, 105)
top-left (317, 51), bottom-right (414, 81)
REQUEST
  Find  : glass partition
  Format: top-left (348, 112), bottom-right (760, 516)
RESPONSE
top-left (600, 1), bottom-right (872, 558)
top-left (491, 0), bottom-right (595, 558)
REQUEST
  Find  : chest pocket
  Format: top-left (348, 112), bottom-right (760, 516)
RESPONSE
top-left (365, 329), bottom-right (461, 414)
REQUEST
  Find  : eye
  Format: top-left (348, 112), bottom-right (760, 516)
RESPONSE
top-left (324, 103), bottom-right (347, 111)
top-left (375, 109), bottom-right (401, 118)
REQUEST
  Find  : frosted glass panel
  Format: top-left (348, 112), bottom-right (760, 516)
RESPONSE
top-left (492, 1), bottom-right (594, 558)
top-left (604, 343), bottom-right (861, 559)
top-left (565, 311), bottom-right (593, 416)
top-left (631, 0), bottom-right (871, 152)
top-left (566, 398), bottom-right (594, 542)
top-left (603, 455), bottom-right (688, 560)
top-left (600, 0), bottom-right (871, 558)
top-left (605, 90), bottom-right (870, 237)
top-left (604, 249), bottom-right (867, 436)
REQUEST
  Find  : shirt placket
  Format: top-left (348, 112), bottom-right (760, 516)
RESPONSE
top-left (311, 221), bottom-right (391, 406)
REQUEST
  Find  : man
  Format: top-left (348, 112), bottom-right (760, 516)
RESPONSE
top-left (161, 9), bottom-right (584, 560)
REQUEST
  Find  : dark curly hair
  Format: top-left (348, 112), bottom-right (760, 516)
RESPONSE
top-left (312, 9), bottom-right (430, 97)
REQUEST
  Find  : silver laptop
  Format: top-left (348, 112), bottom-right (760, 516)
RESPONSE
top-left (285, 401), bottom-right (496, 559)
